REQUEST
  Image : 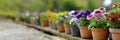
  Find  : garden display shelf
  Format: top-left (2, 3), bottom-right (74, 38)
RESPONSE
top-left (17, 21), bottom-right (92, 40)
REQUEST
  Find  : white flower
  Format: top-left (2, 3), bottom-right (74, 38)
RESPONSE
top-left (26, 10), bottom-right (30, 17)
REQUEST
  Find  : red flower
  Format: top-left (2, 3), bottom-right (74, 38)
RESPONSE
top-left (111, 18), bottom-right (116, 23)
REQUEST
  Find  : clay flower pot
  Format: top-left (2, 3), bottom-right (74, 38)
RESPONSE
top-left (109, 28), bottom-right (120, 40)
top-left (70, 25), bottom-right (80, 37)
top-left (15, 17), bottom-right (20, 23)
top-left (49, 22), bottom-right (53, 29)
top-left (40, 20), bottom-right (48, 26)
top-left (30, 18), bottom-right (35, 24)
top-left (25, 18), bottom-right (30, 23)
top-left (79, 26), bottom-right (92, 39)
top-left (64, 24), bottom-right (71, 34)
top-left (57, 23), bottom-right (65, 32)
top-left (91, 28), bottom-right (109, 40)
top-left (5, 16), bottom-right (10, 19)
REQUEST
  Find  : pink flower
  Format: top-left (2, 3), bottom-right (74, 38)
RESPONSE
top-left (94, 10), bottom-right (103, 16)
top-left (99, 7), bottom-right (106, 11)
top-left (96, 17), bottom-right (103, 21)
top-left (87, 15), bottom-right (94, 20)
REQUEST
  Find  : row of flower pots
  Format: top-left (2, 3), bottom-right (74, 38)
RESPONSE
top-left (5, 3), bottom-right (120, 40)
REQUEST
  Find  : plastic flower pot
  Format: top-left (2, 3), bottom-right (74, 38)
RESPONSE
top-left (57, 23), bottom-right (65, 32)
top-left (64, 24), bottom-right (71, 34)
top-left (70, 25), bottom-right (80, 37)
top-left (30, 18), bottom-right (35, 24)
top-left (53, 22), bottom-right (57, 30)
top-left (109, 28), bottom-right (120, 40)
top-left (15, 17), bottom-right (20, 23)
top-left (79, 26), bottom-right (92, 39)
top-left (40, 20), bottom-right (48, 26)
top-left (49, 22), bottom-right (53, 29)
top-left (35, 19), bottom-right (40, 25)
top-left (91, 28), bottom-right (109, 40)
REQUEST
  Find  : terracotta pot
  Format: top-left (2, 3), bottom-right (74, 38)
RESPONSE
top-left (64, 24), bottom-right (71, 34)
top-left (91, 28), bottom-right (109, 40)
top-left (30, 18), bottom-right (35, 24)
top-left (49, 22), bottom-right (53, 29)
top-left (109, 28), bottom-right (120, 40)
top-left (25, 18), bottom-right (30, 23)
top-left (5, 16), bottom-right (10, 19)
top-left (79, 26), bottom-right (92, 39)
top-left (57, 23), bottom-right (65, 32)
top-left (15, 17), bottom-right (20, 23)
top-left (40, 20), bottom-right (48, 26)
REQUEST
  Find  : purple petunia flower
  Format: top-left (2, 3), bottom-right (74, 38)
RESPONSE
top-left (76, 15), bottom-right (82, 19)
top-left (75, 10), bottom-right (85, 19)
top-left (76, 10), bottom-right (85, 16)
top-left (87, 15), bottom-right (94, 20)
top-left (96, 17), bottom-right (103, 21)
top-left (85, 10), bottom-right (92, 15)
top-left (74, 10), bottom-right (79, 15)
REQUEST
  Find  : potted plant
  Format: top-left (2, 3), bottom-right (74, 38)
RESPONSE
top-left (29, 10), bottom-right (39, 24)
top-left (19, 11), bottom-right (25, 22)
top-left (23, 10), bottom-right (31, 23)
top-left (107, 3), bottom-right (120, 40)
top-left (40, 14), bottom-right (48, 26)
top-left (88, 7), bottom-right (109, 40)
top-left (69, 10), bottom-right (80, 37)
top-left (47, 11), bottom-right (57, 28)
top-left (13, 11), bottom-right (21, 23)
top-left (55, 12), bottom-right (66, 32)
top-left (9, 11), bottom-right (16, 21)
top-left (63, 14), bottom-right (71, 34)
top-left (77, 10), bottom-right (93, 39)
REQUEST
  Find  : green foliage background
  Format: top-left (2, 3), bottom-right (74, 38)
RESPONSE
top-left (0, 0), bottom-right (120, 16)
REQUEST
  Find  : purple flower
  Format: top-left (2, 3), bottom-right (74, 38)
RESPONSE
top-left (60, 17), bottom-right (64, 20)
top-left (94, 10), bottom-right (103, 16)
top-left (75, 10), bottom-right (85, 19)
top-left (96, 17), bottom-right (103, 21)
top-left (76, 15), bottom-right (82, 19)
top-left (85, 10), bottom-right (92, 15)
top-left (74, 10), bottom-right (79, 15)
top-left (33, 11), bottom-right (39, 16)
top-left (76, 10), bottom-right (85, 16)
top-left (64, 15), bottom-right (69, 18)
top-left (87, 15), bottom-right (94, 20)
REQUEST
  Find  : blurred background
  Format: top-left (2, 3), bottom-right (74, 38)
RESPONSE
top-left (0, 0), bottom-right (120, 14)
